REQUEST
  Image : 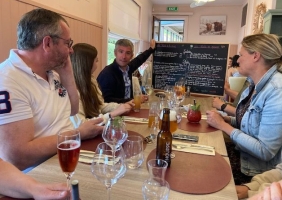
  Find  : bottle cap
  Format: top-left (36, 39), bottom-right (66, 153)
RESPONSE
top-left (71, 180), bottom-right (80, 200)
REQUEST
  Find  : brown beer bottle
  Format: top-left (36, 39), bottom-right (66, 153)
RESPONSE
top-left (156, 108), bottom-right (172, 167)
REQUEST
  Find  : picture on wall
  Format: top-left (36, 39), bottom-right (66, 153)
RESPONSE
top-left (199, 15), bottom-right (226, 35)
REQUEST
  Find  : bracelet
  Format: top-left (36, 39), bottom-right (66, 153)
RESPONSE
top-left (221, 103), bottom-right (227, 112)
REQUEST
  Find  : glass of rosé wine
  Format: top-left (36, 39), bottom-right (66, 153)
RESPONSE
top-left (57, 129), bottom-right (81, 190)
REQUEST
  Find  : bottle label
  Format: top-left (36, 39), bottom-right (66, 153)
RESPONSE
top-left (164, 142), bottom-right (170, 162)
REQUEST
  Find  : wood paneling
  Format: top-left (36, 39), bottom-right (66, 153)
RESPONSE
top-left (0, 0), bottom-right (103, 74)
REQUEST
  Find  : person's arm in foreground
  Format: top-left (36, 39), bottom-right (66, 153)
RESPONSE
top-left (0, 117), bottom-right (103, 170)
top-left (55, 56), bottom-right (79, 116)
top-left (0, 159), bottom-right (69, 200)
top-left (248, 180), bottom-right (282, 200)
top-left (236, 166), bottom-right (282, 199)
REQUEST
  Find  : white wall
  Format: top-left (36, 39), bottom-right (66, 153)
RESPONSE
top-left (187, 6), bottom-right (241, 44)
top-left (153, 5), bottom-right (241, 45)
top-left (237, 0), bottom-right (275, 52)
top-left (30, 0), bottom-right (102, 25)
top-left (135, 0), bottom-right (153, 51)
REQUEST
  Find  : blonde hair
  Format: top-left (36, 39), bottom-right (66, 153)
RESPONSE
top-left (241, 33), bottom-right (282, 68)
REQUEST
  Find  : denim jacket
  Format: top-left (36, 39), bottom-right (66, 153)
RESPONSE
top-left (230, 65), bottom-right (282, 176)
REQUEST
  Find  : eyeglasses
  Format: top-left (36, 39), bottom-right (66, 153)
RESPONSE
top-left (50, 35), bottom-right (73, 48)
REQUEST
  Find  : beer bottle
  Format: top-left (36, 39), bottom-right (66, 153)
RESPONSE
top-left (156, 108), bottom-right (172, 167)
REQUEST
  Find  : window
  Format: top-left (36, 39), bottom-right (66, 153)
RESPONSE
top-left (108, 0), bottom-right (141, 65)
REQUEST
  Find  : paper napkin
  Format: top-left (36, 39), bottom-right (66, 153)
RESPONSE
top-left (79, 150), bottom-right (95, 164)
top-left (172, 141), bottom-right (215, 156)
top-left (123, 116), bottom-right (149, 124)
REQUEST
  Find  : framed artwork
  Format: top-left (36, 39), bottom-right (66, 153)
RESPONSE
top-left (241, 3), bottom-right (248, 27)
top-left (199, 15), bottom-right (226, 35)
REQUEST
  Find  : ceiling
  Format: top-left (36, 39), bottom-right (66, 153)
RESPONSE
top-left (151, 0), bottom-right (246, 7)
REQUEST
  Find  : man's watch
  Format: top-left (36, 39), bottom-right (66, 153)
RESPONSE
top-left (221, 103), bottom-right (227, 112)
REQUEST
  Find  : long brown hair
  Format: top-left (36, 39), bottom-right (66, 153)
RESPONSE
top-left (71, 43), bottom-right (102, 118)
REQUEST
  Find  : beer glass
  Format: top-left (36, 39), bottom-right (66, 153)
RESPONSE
top-left (57, 129), bottom-right (81, 190)
top-left (133, 91), bottom-right (142, 112)
top-left (148, 102), bottom-right (160, 128)
top-left (159, 109), bottom-right (178, 133)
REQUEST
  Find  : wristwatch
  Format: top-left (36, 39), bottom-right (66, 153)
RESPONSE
top-left (221, 103), bottom-right (227, 112)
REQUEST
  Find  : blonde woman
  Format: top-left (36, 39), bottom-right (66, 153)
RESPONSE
top-left (206, 33), bottom-right (282, 185)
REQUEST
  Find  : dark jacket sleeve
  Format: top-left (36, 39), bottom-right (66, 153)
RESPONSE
top-left (128, 47), bottom-right (155, 74)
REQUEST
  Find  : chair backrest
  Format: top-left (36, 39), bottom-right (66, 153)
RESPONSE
top-left (228, 77), bottom-right (247, 92)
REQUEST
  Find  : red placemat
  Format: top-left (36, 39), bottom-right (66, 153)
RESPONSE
top-left (178, 118), bottom-right (218, 133)
top-left (81, 130), bottom-right (147, 151)
top-left (146, 149), bottom-right (231, 194)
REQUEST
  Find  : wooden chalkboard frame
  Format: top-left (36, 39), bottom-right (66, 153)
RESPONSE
top-left (152, 42), bottom-right (229, 96)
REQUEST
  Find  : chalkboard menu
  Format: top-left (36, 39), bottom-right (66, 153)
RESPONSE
top-left (153, 42), bottom-right (229, 96)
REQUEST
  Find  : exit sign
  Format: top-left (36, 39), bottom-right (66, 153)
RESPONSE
top-left (167, 7), bottom-right (178, 11)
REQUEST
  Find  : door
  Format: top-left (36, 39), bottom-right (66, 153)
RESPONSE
top-left (152, 16), bottom-right (161, 41)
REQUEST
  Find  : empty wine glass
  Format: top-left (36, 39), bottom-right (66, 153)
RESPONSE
top-left (164, 85), bottom-right (173, 101)
top-left (57, 129), bottom-right (81, 191)
top-left (144, 84), bottom-right (153, 96)
top-left (91, 142), bottom-right (127, 200)
top-left (102, 117), bottom-right (128, 155)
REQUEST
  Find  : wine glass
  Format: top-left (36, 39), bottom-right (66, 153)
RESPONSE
top-left (164, 85), bottom-right (173, 101)
top-left (174, 82), bottom-right (185, 106)
top-left (144, 84), bottom-right (153, 95)
top-left (57, 129), bottom-right (81, 191)
top-left (91, 142), bottom-right (127, 200)
top-left (102, 117), bottom-right (128, 152)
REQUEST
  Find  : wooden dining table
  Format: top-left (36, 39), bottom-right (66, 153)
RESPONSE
top-left (0, 94), bottom-right (238, 200)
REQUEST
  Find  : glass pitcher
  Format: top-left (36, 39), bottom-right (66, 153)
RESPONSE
top-left (142, 159), bottom-right (170, 200)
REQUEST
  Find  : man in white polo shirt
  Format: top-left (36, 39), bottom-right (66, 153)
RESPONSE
top-left (0, 8), bottom-right (103, 171)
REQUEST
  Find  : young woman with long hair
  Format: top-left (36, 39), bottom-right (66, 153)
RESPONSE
top-left (70, 43), bottom-right (134, 127)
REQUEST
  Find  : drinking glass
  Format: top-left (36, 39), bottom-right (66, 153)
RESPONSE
top-left (144, 84), bottom-right (153, 96)
top-left (174, 82), bottom-right (185, 106)
top-left (148, 102), bottom-right (160, 128)
top-left (164, 85), bottom-right (173, 101)
top-left (142, 159), bottom-right (170, 200)
top-left (122, 136), bottom-right (144, 169)
top-left (133, 91), bottom-right (142, 112)
top-left (102, 117), bottom-right (128, 156)
top-left (57, 129), bottom-right (81, 190)
top-left (91, 142), bottom-right (127, 200)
